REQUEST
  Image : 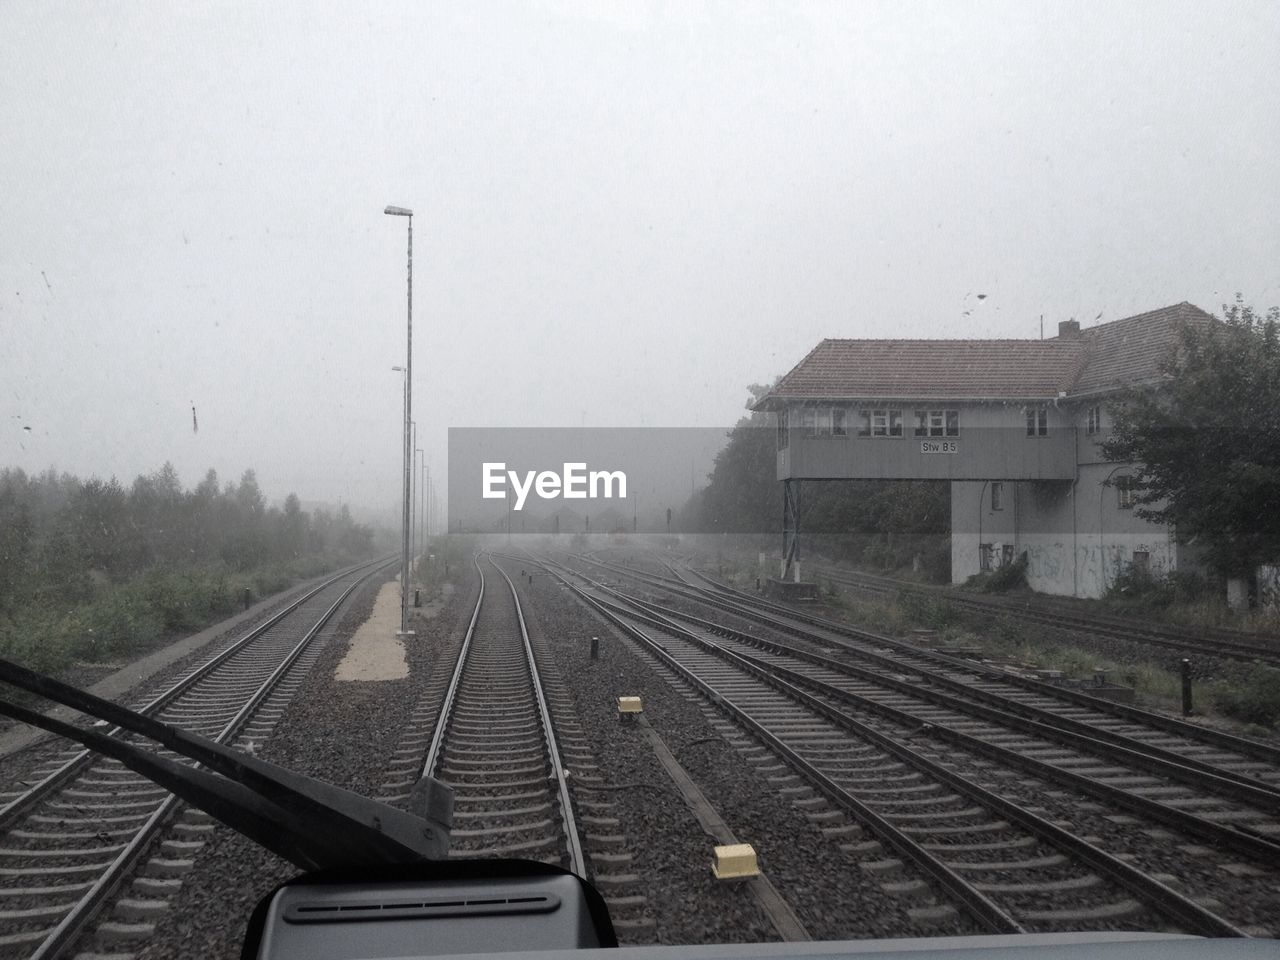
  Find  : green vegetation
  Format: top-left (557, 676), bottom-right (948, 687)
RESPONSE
top-left (0, 464), bottom-right (376, 676)
top-left (1105, 296), bottom-right (1280, 579)
top-left (962, 552), bottom-right (1029, 593)
top-left (0, 554), bottom-right (356, 675)
top-left (840, 592), bottom-right (1280, 732)
top-left (679, 383), bottom-right (950, 581)
top-left (823, 592), bottom-right (915, 637)
top-left (894, 589), bottom-right (961, 631)
top-left (1211, 663), bottom-right (1280, 728)
top-left (410, 534), bottom-right (474, 604)
top-left (1077, 567), bottom-right (1280, 634)
top-left (1103, 567), bottom-right (1215, 611)
top-left (976, 622), bottom-right (1280, 731)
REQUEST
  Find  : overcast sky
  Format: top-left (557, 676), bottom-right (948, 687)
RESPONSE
top-left (3, 2), bottom-right (1277, 520)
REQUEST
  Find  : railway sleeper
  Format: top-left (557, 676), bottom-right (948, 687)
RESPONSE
top-left (451, 802), bottom-right (553, 819)
top-left (0, 882), bottom-right (92, 899)
top-left (93, 920), bottom-right (154, 950)
top-left (974, 873), bottom-right (1103, 894)
top-left (9, 826), bottom-right (139, 842)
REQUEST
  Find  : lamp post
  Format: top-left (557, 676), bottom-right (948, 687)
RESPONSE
top-left (416, 447), bottom-right (425, 565)
top-left (392, 367), bottom-right (411, 584)
top-left (428, 476), bottom-right (436, 538)
top-left (385, 204), bottom-right (414, 636)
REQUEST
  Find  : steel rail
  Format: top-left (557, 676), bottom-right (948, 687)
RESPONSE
top-left (419, 557), bottom-right (485, 783)
top-left (598, 589), bottom-right (1280, 865)
top-left (421, 555), bottom-right (586, 878)
top-left (687, 563), bottom-right (1280, 765)
top-left (613, 590), bottom-right (1280, 809)
top-left (811, 565), bottom-right (1280, 663)
top-left (550, 567), bottom-right (1024, 934)
top-left (24, 561), bottom-right (391, 960)
top-left (490, 557), bottom-right (587, 879)
top-left (549, 563), bottom-right (1245, 938)
top-left (583, 555), bottom-right (1280, 768)
top-left (0, 556), bottom-right (389, 831)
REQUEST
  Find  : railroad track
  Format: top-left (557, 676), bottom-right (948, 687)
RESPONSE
top-left (418, 554), bottom-right (585, 874)
top-left (810, 565), bottom-right (1280, 667)
top-left (375, 554), bottom-right (655, 937)
top-left (545, 554), bottom-right (1280, 936)
top-left (582, 555), bottom-right (1280, 778)
top-left (0, 558), bottom-right (391, 960)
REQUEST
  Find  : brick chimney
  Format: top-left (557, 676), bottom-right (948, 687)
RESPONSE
top-left (1057, 319), bottom-right (1081, 339)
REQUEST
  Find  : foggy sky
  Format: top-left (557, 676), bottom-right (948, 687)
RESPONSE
top-left (3, 2), bottom-right (1277, 522)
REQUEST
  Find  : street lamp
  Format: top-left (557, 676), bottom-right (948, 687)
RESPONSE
top-left (415, 446), bottom-right (424, 567)
top-left (410, 423), bottom-right (417, 573)
top-left (393, 368), bottom-right (412, 578)
top-left (426, 465), bottom-right (433, 538)
top-left (385, 204), bottom-right (414, 636)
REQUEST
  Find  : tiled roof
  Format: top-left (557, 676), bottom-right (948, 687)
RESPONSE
top-left (757, 302), bottom-right (1215, 408)
top-left (1070, 302), bottom-right (1216, 395)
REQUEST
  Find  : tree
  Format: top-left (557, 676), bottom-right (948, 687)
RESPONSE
top-left (73, 477), bottom-right (130, 575)
top-left (279, 493), bottom-right (307, 559)
top-left (683, 383), bottom-right (949, 549)
top-left (692, 383), bottom-right (780, 534)
top-left (236, 469), bottom-right (265, 515)
top-left (1104, 296), bottom-right (1280, 578)
top-left (0, 484), bottom-right (34, 617)
top-left (195, 468), bottom-right (220, 501)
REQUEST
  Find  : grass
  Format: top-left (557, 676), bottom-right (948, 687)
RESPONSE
top-left (0, 553), bottom-right (362, 678)
top-left (1076, 568), bottom-right (1280, 635)
top-left (821, 592), bottom-right (915, 637)
top-left (822, 586), bottom-right (1280, 733)
top-left (677, 540), bottom-right (1280, 733)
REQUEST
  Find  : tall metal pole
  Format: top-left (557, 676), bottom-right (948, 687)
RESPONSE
top-left (416, 449), bottom-right (425, 560)
top-left (411, 425), bottom-right (417, 575)
top-left (403, 216), bottom-right (413, 632)
top-left (386, 204), bottom-right (414, 636)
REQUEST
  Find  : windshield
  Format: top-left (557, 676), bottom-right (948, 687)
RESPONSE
top-left (2, 3), bottom-right (1279, 958)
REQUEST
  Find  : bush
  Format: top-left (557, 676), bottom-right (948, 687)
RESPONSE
top-left (1105, 568), bottom-right (1213, 611)
top-left (0, 609), bottom-right (79, 675)
top-left (1211, 664), bottom-right (1280, 728)
top-left (919, 539), bottom-right (952, 582)
top-left (0, 553), bottom-right (354, 677)
top-left (964, 552), bottom-right (1029, 593)
top-left (85, 591), bottom-right (163, 656)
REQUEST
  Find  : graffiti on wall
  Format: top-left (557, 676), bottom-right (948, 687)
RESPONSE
top-left (1260, 565), bottom-right (1280, 610)
top-left (1020, 538), bottom-right (1173, 597)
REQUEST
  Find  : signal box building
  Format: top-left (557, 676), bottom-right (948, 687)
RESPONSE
top-left (755, 303), bottom-right (1213, 598)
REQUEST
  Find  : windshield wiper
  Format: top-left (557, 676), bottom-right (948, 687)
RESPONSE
top-left (0, 657), bottom-right (453, 871)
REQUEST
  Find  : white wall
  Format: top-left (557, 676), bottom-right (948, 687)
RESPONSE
top-left (950, 473), bottom-right (1180, 598)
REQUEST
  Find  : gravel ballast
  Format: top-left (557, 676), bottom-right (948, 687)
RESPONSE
top-left (510, 562), bottom-right (967, 943)
top-left (128, 569), bottom-right (474, 960)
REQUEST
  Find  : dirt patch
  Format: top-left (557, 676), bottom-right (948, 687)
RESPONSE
top-left (333, 580), bottom-right (409, 681)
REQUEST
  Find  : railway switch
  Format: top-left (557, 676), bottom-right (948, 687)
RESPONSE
top-left (712, 843), bottom-right (759, 881)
